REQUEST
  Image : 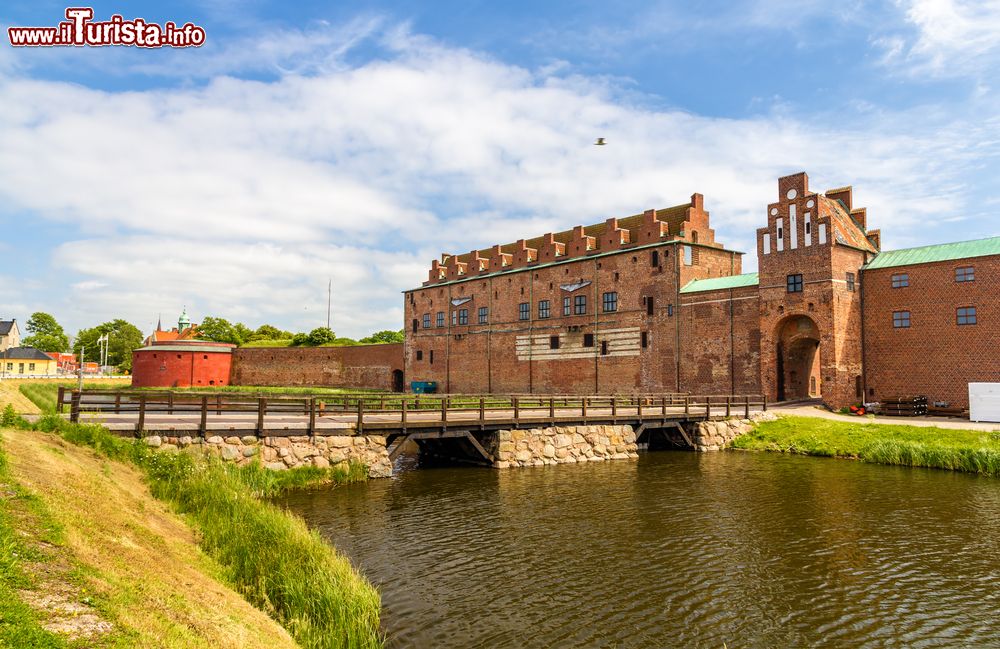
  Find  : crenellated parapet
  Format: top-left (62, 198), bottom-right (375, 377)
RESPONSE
top-left (420, 194), bottom-right (727, 285)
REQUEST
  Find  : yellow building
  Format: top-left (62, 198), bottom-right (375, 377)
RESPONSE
top-left (0, 320), bottom-right (20, 352)
top-left (1, 347), bottom-right (58, 377)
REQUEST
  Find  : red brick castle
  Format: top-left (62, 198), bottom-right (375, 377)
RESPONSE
top-left (406, 171), bottom-right (999, 409)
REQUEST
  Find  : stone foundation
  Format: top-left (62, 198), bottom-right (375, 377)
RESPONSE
top-left (690, 411), bottom-right (777, 451)
top-left (142, 433), bottom-right (393, 478)
top-left (491, 425), bottom-right (640, 468)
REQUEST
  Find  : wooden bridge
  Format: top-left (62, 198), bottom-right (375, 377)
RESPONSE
top-left (61, 389), bottom-right (766, 452)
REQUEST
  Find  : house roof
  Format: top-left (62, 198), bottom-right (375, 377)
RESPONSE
top-left (2, 346), bottom-right (54, 361)
top-left (817, 195), bottom-right (878, 253)
top-left (0, 320), bottom-right (15, 336)
top-left (863, 236), bottom-right (1000, 270)
top-left (680, 272), bottom-right (760, 294)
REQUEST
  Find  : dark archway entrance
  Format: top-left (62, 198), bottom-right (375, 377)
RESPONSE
top-left (392, 369), bottom-right (405, 393)
top-left (775, 315), bottom-right (821, 402)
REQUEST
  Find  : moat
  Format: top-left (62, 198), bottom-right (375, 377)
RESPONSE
top-left (279, 451), bottom-right (1000, 648)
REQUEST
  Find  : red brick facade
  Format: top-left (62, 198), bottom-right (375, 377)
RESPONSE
top-left (132, 340), bottom-right (234, 388)
top-left (405, 172), bottom-right (996, 410)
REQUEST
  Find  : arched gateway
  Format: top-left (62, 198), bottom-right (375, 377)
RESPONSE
top-left (774, 315), bottom-right (821, 401)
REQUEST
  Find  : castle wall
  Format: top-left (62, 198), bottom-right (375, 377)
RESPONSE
top-left (231, 344), bottom-right (403, 391)
top-left (863, 255), bottom-right (1000, 409)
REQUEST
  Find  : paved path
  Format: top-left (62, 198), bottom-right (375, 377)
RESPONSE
top-left (772, 403), bottom-right (1000, 432)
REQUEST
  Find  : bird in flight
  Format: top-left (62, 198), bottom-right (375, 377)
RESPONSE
top-left (594, 137), bottom-right (606, 146)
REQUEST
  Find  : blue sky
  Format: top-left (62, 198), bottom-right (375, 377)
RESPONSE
top-left (1, 0), bottom-right (998, 337)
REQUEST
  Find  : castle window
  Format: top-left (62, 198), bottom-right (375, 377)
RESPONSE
top-left (416, 350), bottom-right (423, 361)
top-left (601, 340), bottom-right (609, 355)
top-left (436, 312), bottom-right (445, 327)
top-left (602, 292), bottom-right (618, 312)
top-left (430, 350), bottom-right (434, 364)
top-left (787, 274), bottom-right (803, 293)
top-left (614, 272), bottom-right (619, 282)
top-left (458, 309), bottom-right (469, 325)
top-left (667, 304), bottom-right (674, 317)
top-left (550, 335), bottom-right (560, 350)
top-left (422, 314), bottom-right (431, 328)
top-left (563, 296), bottom-right (571, 316)
top-left (955, 266), bottom-right (975, 283)
top-left (683, 246), bottom-right (693, 265)
top-left (641, 331), bottom-right (648, 348)
top-left (478, 306), bottom-right (488, 324)
top-left (893, 311), bottom-right (911, 328)
top-left (538, 300), bottom-right (551, 319)
top-left (412, 319), bottom-right (419, 333)
top-left (957, 306), bottom-right (977, 325)
top-left (583, 333), bottom-right (595, 347)
top-left (846, 272), bottom-right (856, 292)
top-left (651, 250), bottom-right (659, 267)
top-left (519, 302), bottom-right (530, 321)
top-left (452, 311), bottom-right (457, 326)
top-left (646, 297), bottom-right (654, 315)
top-left (891, 273), bottom-right (909, 288)
top-left (574, 295), bottom-right (587, 315)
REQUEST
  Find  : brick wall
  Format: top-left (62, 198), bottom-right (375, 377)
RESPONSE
top-left (231, 344), bottom-right (404, 391)
top-left (863, 255), bottom-right (1000, 408)
top-left (678, 285), bottom-right (761, 394)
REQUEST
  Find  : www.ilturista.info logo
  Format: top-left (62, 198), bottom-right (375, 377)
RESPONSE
top-left (8, 8), bottom-right (206, 48)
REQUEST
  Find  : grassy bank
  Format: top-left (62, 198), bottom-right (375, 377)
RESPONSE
top-left (3, 407), bottom-right (382, 648)
top-left (15, 380), bottom-right (131, 414)
top-left (732, 415), bottom-right (1000, 477)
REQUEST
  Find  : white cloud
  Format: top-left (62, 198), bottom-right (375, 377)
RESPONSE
top-left (878, 0), bottom-right (1000, 77)
top-left (1, 22), bottom-right (996, 336)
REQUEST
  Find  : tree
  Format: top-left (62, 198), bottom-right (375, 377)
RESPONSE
top-left (23, 312), bottom-right (69, 352)
top-left (359, 329), bottom-right (404, 344)
top-left (306, 327), bottom-right (336, 346)
top-left (290, 332), bottom-right (309, 346)
top-left (251, 324), bottom-right (293, 341)
top-left (197, 316), bottom-right (245, 345)
top-left (75, 319), bottom-right (143, 372)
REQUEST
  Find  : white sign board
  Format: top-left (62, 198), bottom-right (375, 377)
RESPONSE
top-left (970, 383), bottom-right (1000, 423)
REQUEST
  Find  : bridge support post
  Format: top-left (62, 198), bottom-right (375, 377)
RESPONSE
top-left (70, 390), bottom-right (81, 423)
top-left (136, 394), bottom-right (146, 435)
top-left (199, 396), bottom-right (208, 437)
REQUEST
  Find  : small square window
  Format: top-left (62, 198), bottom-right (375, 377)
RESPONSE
top-left (416, 350), bottom-right (423, 361)
top-left (519, 302), bottom-right (530, 321)
top-left (891, 273), bottom-right (909, 288)
top-left (893, 311), bottom-right (911, 328)
top-left (600, 340), bottom-right (609, 355)
top-left (646, 296), bottom-right (654, 316)
top-left (550, 335), bottom-right (560, 349)
top-left (538, 300), bottom-right (550, 319)
top-left (846, 272), bottom-right (855, 292)
top-left (478, 306), bottom-right (488, 324)
top-left (583, 333), bottom-right (595, 347)
top-left (957, 306), bottom-right (977, 325)
top-left (641, 331), bottom-right (648, 348)
top-left (574, 295), bottom-right (587, 315)
top-left (602, 291), bottom-right (618, 312)
top-left (667, 304), bottom-right (674, 317)
top-left (429, 350), bottom-right (434, 364)
top-left (955, 266), bottom-right (975, 282)
top-left (651, 250), bottom-right (659, 267)
top-left (787, 274), bottom-right (803, 293)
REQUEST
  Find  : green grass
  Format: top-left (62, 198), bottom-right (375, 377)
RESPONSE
top-left (13, 412), bottom-right (382, 649)
top-left (18, 382), bottom-right (131, 415)
top-left (240, 339), bottom-right (294, 347)
top-left (731, 415), bottom-right (1000, 477)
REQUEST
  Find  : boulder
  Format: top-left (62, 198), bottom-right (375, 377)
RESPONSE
top-left (144, 436), bottom-right (162, 447)
top-left (221, 446), bottom-right (241, 461)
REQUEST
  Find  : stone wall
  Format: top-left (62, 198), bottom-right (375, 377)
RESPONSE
top-left (490, 424), bottom-right (640, 468)
top-left (142, 433), bottom-right (393, 478)
top-left (689, 411), bottom-right (777, 451)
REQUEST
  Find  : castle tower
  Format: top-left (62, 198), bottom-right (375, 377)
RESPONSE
top-left (756, 172), bottom-right (879, 409)
top-left (178, 307), bottom-right (191, 333)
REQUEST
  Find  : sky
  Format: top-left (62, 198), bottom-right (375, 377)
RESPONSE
top-left (1, 0), bottom-right (999, 338)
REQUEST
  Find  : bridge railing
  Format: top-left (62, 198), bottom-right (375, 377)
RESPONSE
top-left (62, 387), bottom-right (767, 436)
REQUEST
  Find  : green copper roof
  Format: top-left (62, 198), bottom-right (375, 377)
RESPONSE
top-left (680, 272), bottom-right (759, 294)
top-left (864, 236), bottom-right (1000, 270)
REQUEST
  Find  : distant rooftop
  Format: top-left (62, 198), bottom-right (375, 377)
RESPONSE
top-left (680, 272), bottom-right (759, 294)
top-left (864, 236), bottom-right (1000, 270)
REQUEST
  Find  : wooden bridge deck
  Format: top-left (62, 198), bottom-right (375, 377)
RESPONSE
top-left (61, 389), bottom-right (767, 437)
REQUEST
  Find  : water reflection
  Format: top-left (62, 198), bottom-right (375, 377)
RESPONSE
top-left (279, 452), bottom-right (1000, 648)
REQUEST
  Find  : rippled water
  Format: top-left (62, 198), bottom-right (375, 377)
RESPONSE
top-left (278, 452), bottom-right (1000, 648)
